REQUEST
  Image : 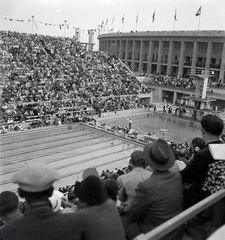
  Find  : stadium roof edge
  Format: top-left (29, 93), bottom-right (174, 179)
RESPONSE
top-left (98, 30), bottom-right (225, 39)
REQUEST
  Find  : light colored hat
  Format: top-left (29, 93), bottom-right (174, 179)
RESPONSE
top-left (13, 162), bottom-right (59, 192)
top-left (144, 139), bottom-right (175, 171)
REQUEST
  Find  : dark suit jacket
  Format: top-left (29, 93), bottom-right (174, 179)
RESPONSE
top-left (2, 201), bottom-right (80, 240)
top-left (180, 140), bottom-right (223, 207)
top-left (74, 198), bottom-right (125, 240)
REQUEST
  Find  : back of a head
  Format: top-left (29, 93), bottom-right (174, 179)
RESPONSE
top-left (192, 137), bottom-right (205, 150)
top-left (201, 114), bottom-right (224, 136)
top-left (74, 175), bottom-right (107, 207)
top-left (129, 150), bottom-right (146, 168)
top-left (12, 162), bottom-right (59, 202)
top-left (103, 179), bottom-right (118, 201)
top-left (0, 191), bottom-right (19, 217)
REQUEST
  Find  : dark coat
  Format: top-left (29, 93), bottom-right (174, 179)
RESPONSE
top-left (73, 198), bottom-right (125, 240)
top-left (180, 140), bottom-right (223, 207)
top-left (2, 201), bottom-right (79, 240)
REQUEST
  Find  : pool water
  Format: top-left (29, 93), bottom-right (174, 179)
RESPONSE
top-left (102, 113), bottom-right (202, 144)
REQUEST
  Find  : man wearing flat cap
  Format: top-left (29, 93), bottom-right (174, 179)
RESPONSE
top-left (117, 150), bottom-right (152, 208)
top-left (2, 162), bottom-right (80, 240)
top-left (123, 139), bottom-right (184, 240)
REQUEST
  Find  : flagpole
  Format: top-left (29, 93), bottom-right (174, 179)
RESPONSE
top-left (136, 13), bottom-right (138, 32)
top-left (198, 13), bottom-right (201, 31)
top-left (32, 15), bottom-right (34, 34)
top-left (173, 8), bottom-right (176, 31)
top-left (64, 20), bottom-right (67, 37)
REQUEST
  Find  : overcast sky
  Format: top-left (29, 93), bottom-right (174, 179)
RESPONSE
top-left (1, 0), bottom-right (225, 50)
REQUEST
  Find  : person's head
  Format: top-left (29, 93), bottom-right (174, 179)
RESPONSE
top-left (129, 150), bottom-right (147, 168)
top-left (103, 179), bottom-right (118, 201)
top-left (201, 115), bottom-right (224, 141)
top-left (191, 137), bottom-right (205, 153)
top-left (74, 175), bottom-right (107, 207)
top-left (12, 162), bottom-right (59, 204)
top-left (144, 139), bottom-right (175, 171)
top-left (0, 191), bottom-right (19, 218)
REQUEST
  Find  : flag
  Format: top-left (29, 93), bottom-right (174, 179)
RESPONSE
top-left (152, 11), bottom-right (155, 22)
top-left (136, 13), bottom-right (138, 23)
top-left (33, 19), bottom-right (38, 30)
top-left (111, 16), bottom-right (114, 25)
top-left (101, 20), bottom-right (104, 28)
top-left (174, 9), bottom-right (177, 21)
top-left (122, 14), bottom-right (124, 23)
top-left (196, 6), bottom-right (201, 16)
top-left (105, 18), bottom-right (108, 26)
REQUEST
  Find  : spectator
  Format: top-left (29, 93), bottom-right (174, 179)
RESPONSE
top-left (117, 150), bottom-right (152, 208)
top-left (74, 175), bottom-right (125, 240)
top-left (123, 139), bottom-right (184, 240)
top-left (0, 191), bottom-right (23, 239)
top-left (180, 114), bottom-right (224, 208)
top-left (2, 162), bottom-right (79, 240)
top-left (102, 178), bottom-right (121, 207)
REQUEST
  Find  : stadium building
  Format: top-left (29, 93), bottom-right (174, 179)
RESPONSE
top-left (98, 31), bottom-right (225, 83)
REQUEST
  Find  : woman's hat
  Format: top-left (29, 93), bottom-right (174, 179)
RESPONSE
top-left (144, 139), bottom-right (175, 171)
top-left (74, 175), bottom-right (107, 206)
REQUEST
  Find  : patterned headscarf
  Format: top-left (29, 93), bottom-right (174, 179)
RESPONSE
top-left (202, 161), bottom-right (225, 194)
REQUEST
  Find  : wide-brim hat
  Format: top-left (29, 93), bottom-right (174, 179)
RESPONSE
top-left (144, 139), bottom-right (175, 171)
top-left (74, 175), bottom-right (106, 206)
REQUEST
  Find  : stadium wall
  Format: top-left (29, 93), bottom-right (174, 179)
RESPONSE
top-left (98, 31), bottom-right (225, 83)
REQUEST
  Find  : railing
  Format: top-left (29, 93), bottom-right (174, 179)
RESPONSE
top-left (188, 70), bottom-right (215, 76)
top-left (135, 189), bottom-right (225, 240)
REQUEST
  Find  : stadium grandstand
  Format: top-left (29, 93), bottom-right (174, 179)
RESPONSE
top-left (1, 29), bottom-right (225, 240)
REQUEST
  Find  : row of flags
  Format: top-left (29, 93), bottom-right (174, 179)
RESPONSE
top-left (101, 6), bottom-right (202, 26)
top-left (2, 6), bottom-right (202, 35)
top-left (0, 15), bottom-right (97, 35)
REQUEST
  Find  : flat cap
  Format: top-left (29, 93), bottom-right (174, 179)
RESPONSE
top-left (12, 162), bottom-right (60, 192)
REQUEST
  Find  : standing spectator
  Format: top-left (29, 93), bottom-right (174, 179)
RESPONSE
top-left (180, 114), bottom-right (224, 208)
top-left (123, 139), bottom-right (184, 240)
top-left (2, 162), bottom-right (80, 240)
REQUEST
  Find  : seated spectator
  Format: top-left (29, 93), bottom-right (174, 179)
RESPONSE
top-left (2, 162), bottom-right (80, 240)
top-left (123, 139), bottom-right (184, 240)
top-left (74, 175), bottom-right (126, 240)
top-left (103, 178), bottom-right (121, 207)
top-left (180, 114), bottom-right (224, 208)
top-left (117, 150), bottom-right (152, 209)
top-left (0, 191), bottom-right (23, 238)
top-left (179, 137), bottom-right (205, 166)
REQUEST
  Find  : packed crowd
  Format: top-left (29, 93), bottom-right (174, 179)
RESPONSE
top-left (0, 30), bottom-right (150, 126)
top-left (1, 30), bottom-right (225, 239)
top-left (148, 74), bottom-right (197, 89)
top-left (1, 114), bottom-right (225, 240)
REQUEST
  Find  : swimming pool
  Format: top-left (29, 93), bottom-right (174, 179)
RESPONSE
top-left (101, 112), bottom-right (202, 144)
